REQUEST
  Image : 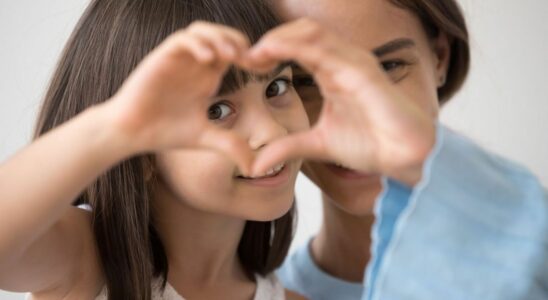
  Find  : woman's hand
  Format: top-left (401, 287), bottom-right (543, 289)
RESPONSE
top-left (106, 22), bottom-right (254, 173)
top-left (246, 19), bottom-right (437, 186)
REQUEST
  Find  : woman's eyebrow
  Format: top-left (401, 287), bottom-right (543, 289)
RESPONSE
top-left (373, 38), bottom-right (416, 57)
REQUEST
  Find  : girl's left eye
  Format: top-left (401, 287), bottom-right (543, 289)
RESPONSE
top-left (266, 78), bottom-right (292, 98)
top-left (207, 102), bottom-right (233, 121)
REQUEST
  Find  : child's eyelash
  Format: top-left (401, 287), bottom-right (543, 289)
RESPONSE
top-left (273, 76), bottom-right (294, 87)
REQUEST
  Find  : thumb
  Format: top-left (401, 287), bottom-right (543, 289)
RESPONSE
top-left (198, 128), bottom-right (255, 175)
top-left (252, 130), bottom-right (329, 176)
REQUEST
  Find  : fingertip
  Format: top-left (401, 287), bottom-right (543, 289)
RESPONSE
top-left (251, 151), bottom-right (283, 178)
top-left (248, 43), bottom-right (269, 61)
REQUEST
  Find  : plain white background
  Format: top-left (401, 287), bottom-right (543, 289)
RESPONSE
top-left (1, 0), bottom-right (547, 298)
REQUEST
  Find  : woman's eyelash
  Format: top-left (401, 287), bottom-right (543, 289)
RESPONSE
top-left (381, 60), bottom-right (410, 71)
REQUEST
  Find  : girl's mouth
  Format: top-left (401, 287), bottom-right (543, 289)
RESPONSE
top-left (235, 163), bottom-right (291, 187)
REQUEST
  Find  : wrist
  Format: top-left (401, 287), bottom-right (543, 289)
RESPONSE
top-left (84, 101), bottom-right (144, 161)
top-left (385, 121), bottom-right (437, 187)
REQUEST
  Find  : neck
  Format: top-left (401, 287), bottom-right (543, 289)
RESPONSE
top-left (153, 181), bottom-right (249, 287)
top-left (311, 194), bottom-right (375, 283)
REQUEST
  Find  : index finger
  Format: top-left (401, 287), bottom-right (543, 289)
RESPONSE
top-left (245, 19), bottom-right (351, 75)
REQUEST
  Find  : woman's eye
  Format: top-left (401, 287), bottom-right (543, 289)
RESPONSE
top-left (380, 60), bottom-right (410, 82)
top-left (293, 76), bottom-right (317, 88)
top-left (266, 78), bottom-right (292, 98)
top-left (207, 102), bottom-right (233, 121)
top-left (291, 75), bottom-right (322, 102)
top-left (381, 60), bottom-right (406, 72)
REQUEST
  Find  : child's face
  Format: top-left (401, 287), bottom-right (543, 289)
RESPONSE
top-left (154, 66), bottom-right (308, 221)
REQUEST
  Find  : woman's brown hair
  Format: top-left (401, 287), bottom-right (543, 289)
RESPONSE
top-left (390, 0), bottom-right (470, 105)
top-left (33, 0), bottom-right (294, 299)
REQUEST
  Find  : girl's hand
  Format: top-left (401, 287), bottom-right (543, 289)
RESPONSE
top-left (106, 22), bottom-right (254, 173)
top-left (246, 19), bottom-right (436, 186)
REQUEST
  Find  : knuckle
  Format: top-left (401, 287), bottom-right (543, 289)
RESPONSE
top-left (301, 19), bottom-right (323, 40)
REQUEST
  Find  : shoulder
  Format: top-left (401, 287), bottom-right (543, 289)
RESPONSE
top-left (28, 207), bottom-right (103, 299)
top-left (428, 124), bottom-right (546, 196)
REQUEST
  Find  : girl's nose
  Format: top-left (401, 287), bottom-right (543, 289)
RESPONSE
top-left (247, 113), bottom-right (288, 151)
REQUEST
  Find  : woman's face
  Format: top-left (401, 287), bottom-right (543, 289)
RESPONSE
top-left (155, 66), bottom-right (309, 221)
top-left (275, 0), bottom-right (450, 215)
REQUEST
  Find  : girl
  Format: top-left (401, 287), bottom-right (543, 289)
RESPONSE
top-left (242, 0), bottom-right (548, 299)
top-left (0, 0), bottom-right (308, 299)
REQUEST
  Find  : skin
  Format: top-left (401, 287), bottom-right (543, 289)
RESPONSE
top-left (254, 0), bottom-right (451, 283)
top-left (0, 2), bottom-right (450, 297)
top-left (153, 62), bottom-right (308, 299)
top-left (0, 22), bottom-right (307, 299)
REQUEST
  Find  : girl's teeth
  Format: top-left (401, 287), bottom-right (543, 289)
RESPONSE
top-left (264, 163), bottom-right (285, 177)
top-left (240, 163), bottom-right (285, 179)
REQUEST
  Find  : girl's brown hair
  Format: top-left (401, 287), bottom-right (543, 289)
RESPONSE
top-left (33, 0), bottom-right (294, 299)
top-left (390, 0), bottom-right (470, 104)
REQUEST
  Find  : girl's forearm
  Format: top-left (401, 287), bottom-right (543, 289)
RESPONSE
top-left (0, 102), bottom-right (134, 264)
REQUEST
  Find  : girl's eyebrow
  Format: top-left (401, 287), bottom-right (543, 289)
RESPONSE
top-left (373, 38), bottom-right (416, 57)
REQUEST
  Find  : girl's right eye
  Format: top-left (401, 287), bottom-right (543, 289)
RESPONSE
top-left (207, 102), bottom-right (234, 121)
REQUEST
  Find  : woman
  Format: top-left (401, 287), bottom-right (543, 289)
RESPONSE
top-left (241, 0), bottom-right (548, 299)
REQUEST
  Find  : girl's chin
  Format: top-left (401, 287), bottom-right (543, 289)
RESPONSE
top-left (240, 199), bottom-right (295, 222)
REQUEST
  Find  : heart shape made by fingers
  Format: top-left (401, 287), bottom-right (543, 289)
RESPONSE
top-left (241, 19), bottom-right (437, 186)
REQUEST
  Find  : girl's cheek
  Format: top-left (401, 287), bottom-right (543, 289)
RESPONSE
top-left (157, 150), bottom-right (237, 195)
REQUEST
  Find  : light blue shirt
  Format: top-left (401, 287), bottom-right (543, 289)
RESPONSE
top-left (277, 168), bottom-right (412, 300)
top-left (366, 124), bottom-right (548, 300)
top-left (277, 237), bottom-right (364, 300)
top-left (280, 124), bottom-right (548, 299)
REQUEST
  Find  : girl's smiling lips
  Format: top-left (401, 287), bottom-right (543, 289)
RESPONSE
top-left (235, 162), bottom-right (292, 187)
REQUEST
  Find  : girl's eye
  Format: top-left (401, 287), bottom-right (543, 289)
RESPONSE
top-left (266, 78), bottom-right (292, 98)
top-left (207, 102), bottom-right (233, 121)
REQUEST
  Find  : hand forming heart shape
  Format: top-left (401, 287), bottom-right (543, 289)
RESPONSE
top-left (108, 19), bottom-right (436, 186)
top-left (245, 19), bottom-right (437, 186)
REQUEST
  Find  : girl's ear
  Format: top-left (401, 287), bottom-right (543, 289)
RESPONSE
top-left (431, 31), bottom-right (452, 88)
